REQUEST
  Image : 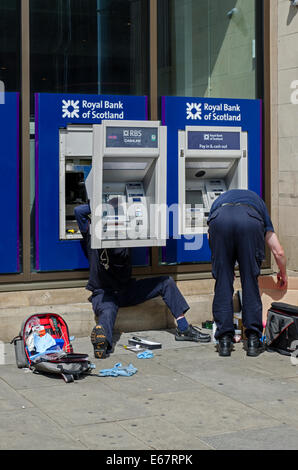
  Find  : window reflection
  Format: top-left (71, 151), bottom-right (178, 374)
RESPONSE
top-left (30, 0), bottom-right (149, 100)
top-left (158, 0), bottom-right (262, 100)
top-left (0, 0), bottom-right (21, 92)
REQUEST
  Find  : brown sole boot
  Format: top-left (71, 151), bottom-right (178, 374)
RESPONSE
top-left (90, 325), bottom-right (108, 359)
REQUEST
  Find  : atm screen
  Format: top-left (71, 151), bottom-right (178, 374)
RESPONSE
top-left (186, 190), bottom-right (204, 208)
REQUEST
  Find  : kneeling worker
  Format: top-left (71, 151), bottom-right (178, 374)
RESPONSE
top-left (207, 189), bottom-right (287, 357)
top-left (75, 204), bottom-right (211, 358)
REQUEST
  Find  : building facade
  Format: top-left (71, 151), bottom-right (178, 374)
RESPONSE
top-left (0, 0), bottom-right (297, 340)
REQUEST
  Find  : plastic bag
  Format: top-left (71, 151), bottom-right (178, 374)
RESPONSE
top-left (25, 316), bottom-right (41, 338)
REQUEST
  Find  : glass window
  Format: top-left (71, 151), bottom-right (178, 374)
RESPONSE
top-left (0, 0), bottom-right (21, 91)
top-left (30, 0), bottom-right (149, 101)
top-left (158, 0), bottom-right (263, 99)
top-left (29, 0), bottom-right (150, 271)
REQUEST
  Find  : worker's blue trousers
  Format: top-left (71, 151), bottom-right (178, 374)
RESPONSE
top-left (208, 204), bottom-right (265, 340)
top-left (91, 276), bottom-right (190, 350)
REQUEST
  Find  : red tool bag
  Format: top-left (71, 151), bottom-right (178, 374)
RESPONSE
top-left (11, 313), bottom-right (94, 383)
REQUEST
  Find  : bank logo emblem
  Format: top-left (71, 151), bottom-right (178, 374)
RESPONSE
top-left (62, 100), bottom-right (80, 119)
top-left (186, 102), bottom-right (202, 120)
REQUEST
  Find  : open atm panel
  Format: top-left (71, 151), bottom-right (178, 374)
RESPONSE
top-left (205, 179), bottom-right (227, 209)
top-left (185, 179), bottom-right (227, 232)
top-left (102, 187), bottom-right (127, 240)
top-left (101, 181), bottom-right (148, 240)
top-left (59, 125), bottom-right (92, 240)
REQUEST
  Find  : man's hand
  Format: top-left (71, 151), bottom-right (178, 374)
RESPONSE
top-left (277, 271), bottom-right (288, 290)
top-left (265, 231), bottom-right (287, 291)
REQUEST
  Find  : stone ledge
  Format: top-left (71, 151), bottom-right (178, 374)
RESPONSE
top-left (0, 279), bottom-right (217, 309)
top-left (2, 275), bottom-right (297, 344)
top-left (0, 292), bottom-right (238, 343)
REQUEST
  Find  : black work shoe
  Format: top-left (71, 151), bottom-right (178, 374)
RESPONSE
top-left (217, 335), bottom-right (233, 357)
top-left (90, 325), bottom-right (108, 359)
top-left (246, 333), bottom-right (265, 357)
top-left (175, 324), bottom-right (211, 343)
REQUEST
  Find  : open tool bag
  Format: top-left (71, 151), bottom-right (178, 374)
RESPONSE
top-left (11, 313), bottom-right (94, 383)
top-left (265, 302), bottom-right (298, 356)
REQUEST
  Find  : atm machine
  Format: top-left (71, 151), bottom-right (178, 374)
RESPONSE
top-left (59, 124), bottom-right (93, 239)
top-left (178, 126), bottom-right (248, 236)
top-left (90, 120), bottom-right (167, 249)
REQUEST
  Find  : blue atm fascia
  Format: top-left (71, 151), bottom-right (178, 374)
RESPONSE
top-left (35, 93), bottom-right (149, 272)
top-left (0, 92), bottom-right (20, 274)
top-left (162, 96), bottom-right (262, 264)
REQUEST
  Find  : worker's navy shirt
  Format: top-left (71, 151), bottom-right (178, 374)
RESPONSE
top-left (74, 204), bottom-right (132, 292)
top-left (207, 189), bottom-right (274, 234)
top-left (82, 229), bottom-right (132, 292)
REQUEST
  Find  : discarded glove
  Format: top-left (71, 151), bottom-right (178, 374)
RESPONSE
top-left (137, 349), bottom-right (154, 359)
top-left (33, 333), bottom-right (56, 353)
top-left (98, 363), bottom-right (138, 377)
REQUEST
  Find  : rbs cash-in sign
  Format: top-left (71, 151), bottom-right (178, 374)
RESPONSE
top-left (106, 126), bottom-right (158, 148)
top-left (188, 130), bottom-right (241, 151)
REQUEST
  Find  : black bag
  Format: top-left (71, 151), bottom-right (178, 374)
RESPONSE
top-left (11, 313), bottom-right (94, 383)
top-left (265, 302), bottom-right (298, 356)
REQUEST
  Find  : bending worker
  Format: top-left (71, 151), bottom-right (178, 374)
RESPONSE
top-left (75, 204), bottom-right (210, 358)
top-left (207, 189), bottom-right (287, 358)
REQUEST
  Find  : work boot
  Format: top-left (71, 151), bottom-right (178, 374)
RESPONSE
top-left (90, 324), bottom-right (108, 359)
top-left (246, 332), bottom-right (265, 357)
top-left (217, 335), bottom-right (233, 357)
top-left (175, 325), bottom-right (211, 343)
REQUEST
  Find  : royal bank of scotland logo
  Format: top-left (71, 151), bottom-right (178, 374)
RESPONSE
top-left (186, 102), bottom-right (202, 120)
top-left (62, 99), bottom-right (80, 119)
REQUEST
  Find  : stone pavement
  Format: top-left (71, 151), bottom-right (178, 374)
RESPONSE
top-left (1, 329), bottom-right (298, 451)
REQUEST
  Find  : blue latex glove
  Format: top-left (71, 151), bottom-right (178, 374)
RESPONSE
top-left (98, 363), bottom-right (137, 377)
top-left (137, 349), bottom-right (154, 359)
top-left (33, 333), bottom-right (56, 353)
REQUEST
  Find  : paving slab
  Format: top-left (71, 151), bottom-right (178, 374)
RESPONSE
top-left (156, 346), bottom-right (298, 405)
top-left (129, 388), bottom-right (279, 439)
top-left (70, 421), bottom-right (151, 450)
top-left (118, 417), bottom-right (213, 450)
top-left (251, 393), bottom-right (298, 428)
top-left (201, 425), bottom-right (298, 450)
top-left (18, 380), bottom-right (153, 428)
top-left (100, 370), bottom-right (202, 396)
top-left (0, 407), bottom-right (86, 450)
top-left (1, 330), bottom-right (298, 450)
top-left (0, 378), bottom-right (34, 412)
